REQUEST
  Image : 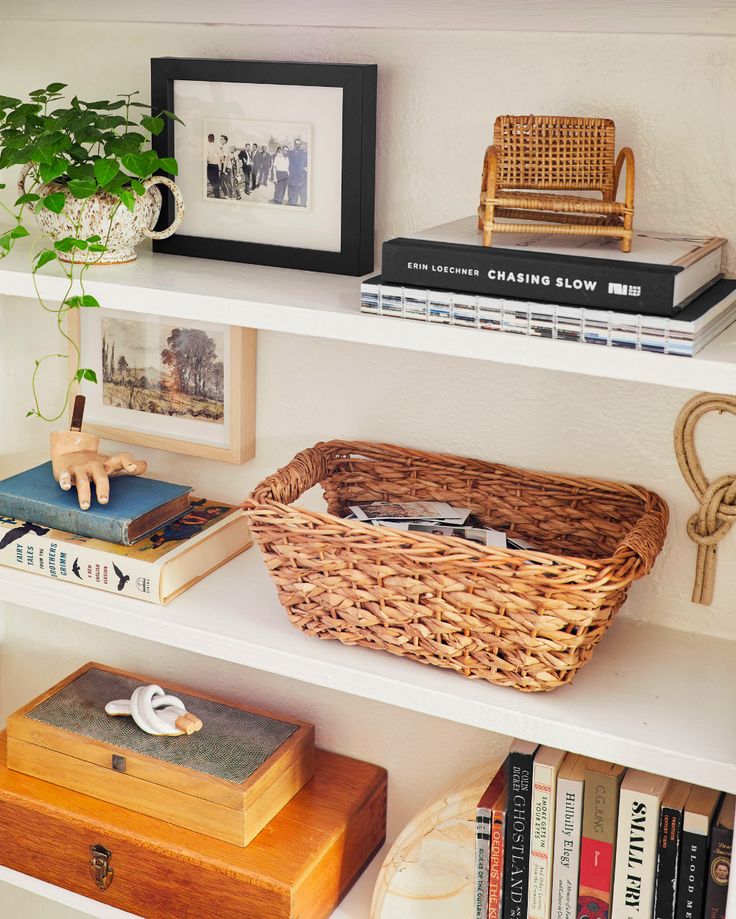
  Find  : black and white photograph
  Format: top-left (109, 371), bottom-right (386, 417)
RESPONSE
top-left (205, 120), bottom-right (311, 209)
top-left (151, 58), bottom-right (376, 274)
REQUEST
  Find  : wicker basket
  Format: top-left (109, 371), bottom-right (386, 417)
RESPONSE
top-left (244, 441), bottom-right (668, 693)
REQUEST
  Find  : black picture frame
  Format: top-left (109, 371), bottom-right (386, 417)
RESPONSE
top-left (150, 58), bottom-right (377, 276)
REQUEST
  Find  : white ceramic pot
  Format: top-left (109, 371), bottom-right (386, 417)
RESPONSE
top-left (18, 164), bottom-right (185, 264)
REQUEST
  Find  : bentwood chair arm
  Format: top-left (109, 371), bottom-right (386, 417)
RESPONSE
top-left (478, 145), bottom-right (499, 227)
top-left (613, 147), bottom-right (635, 208)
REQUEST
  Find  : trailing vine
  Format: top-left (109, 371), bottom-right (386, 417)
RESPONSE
top-left (0, 83), bottom-right (180, 421)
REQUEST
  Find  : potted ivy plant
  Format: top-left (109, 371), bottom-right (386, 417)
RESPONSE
top-left (0, 83), bottom-right (184, 421)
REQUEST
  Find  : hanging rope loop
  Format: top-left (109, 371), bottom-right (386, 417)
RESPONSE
top-left (674, 392), bottom-right (736, 605)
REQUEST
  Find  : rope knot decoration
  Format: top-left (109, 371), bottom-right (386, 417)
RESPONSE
top-left (674, 392), bottom-right (736, 605)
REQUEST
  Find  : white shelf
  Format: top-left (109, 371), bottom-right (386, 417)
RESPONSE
top-left (0, 865), bottom-right (372, 918)
top-left (5, 0), bottom-right (736, 35)
top-left (2, 247), bottom-right (735, 393)
top-left (1, 553), bottom-right (735, 794)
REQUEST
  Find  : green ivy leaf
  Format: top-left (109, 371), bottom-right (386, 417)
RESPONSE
top-left (45, 82), bottom-right (67, 93)
top-left (54, 237), bottom-right (89, 253)
top-left (26, 410), bottom-right (35, 417)
top-left (160, 109), bottom-right (185, 126)
top-left (9, 225), bottom-right (29, 239)
top-left (42, 191), bottom-right (66, 214)
top-left (130, 179), bottom-right (145, 196)
top-left (14, 192), bottom-right (41, 206)
top-left (93, 158), bottom-right (119, 186)
top-left (68, 177), bottom-right (97, 199)
top-left (158, 156), bottom-right (178, 176)
top-left (120, 150), bottom-right (158, 178)
top-left (141, 114), bottom-right (164, 135)
top-left (118, 187), bottom-right (136, 212)
top-left (75, 368), bottom-right (97, 383)
top-left (80, 294), bottom-right (99, 307)
top-left (39, 158), bottom-right (67, 183)
top-left (87, 243), bottom-right (107, 253)
top-left (34, 249), bottom-right (57, 270)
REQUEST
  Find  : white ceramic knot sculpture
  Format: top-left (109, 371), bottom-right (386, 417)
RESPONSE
top-left (105, 684), bottom-right (203, 736)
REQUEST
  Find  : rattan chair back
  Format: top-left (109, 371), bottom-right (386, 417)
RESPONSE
top-left (493, 115), bottom-right (617, 193)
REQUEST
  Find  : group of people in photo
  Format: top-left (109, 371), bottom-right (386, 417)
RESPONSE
top-left (205, 133), bottom-right (308, 207)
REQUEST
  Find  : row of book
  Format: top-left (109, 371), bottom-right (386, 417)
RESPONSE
top-left (476, 740), bottom-right (734, 919)
top-left (365, 218), bottom-right (736, 357)
top-left (0, 462), bottom-right (250, 604)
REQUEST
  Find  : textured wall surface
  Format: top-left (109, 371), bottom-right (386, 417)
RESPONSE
top-left (0, 15), bottom-right (735, 918)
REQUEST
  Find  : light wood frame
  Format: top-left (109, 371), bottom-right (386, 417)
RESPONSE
top-left (68, 310), bottom-right (256, 464)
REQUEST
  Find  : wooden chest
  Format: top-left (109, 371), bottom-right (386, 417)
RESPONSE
top-left (7, 662), bottom-right (315, 846)
top-left (0, 732), bottom-right (387, 918)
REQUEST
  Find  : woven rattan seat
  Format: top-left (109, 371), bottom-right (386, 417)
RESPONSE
top-left (478, 115), bottom-right (635, 251)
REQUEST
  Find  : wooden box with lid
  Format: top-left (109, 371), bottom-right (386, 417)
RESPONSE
top-left (0, 732), bottom-right (387, 918)
top-left (6, 662), bottom-right (315, 846)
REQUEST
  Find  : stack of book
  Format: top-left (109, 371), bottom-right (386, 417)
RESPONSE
top-left (362, 218), bottom-right (736, 357)
top-left (476, 740), bottom-right (734, 919)
top-left (0, 462), bottom-right (251, 604)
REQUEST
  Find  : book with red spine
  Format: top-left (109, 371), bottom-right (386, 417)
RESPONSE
top-left (578, 759), bottom-right (625, 919)
top-left (476, 762), bottom-right (508, 919)
top-left (489, 786), bottom-right (508, 919)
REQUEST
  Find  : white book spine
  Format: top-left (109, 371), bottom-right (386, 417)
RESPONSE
top-left (0, 524), bottom-right (162, 602)
top-left (612, 788), bottom-right (663, 919)
top-left (476, 805), bottom-right (492, 919)
top-left (529, 761), bottom-right (558, 919)
top-left (551, 773), bottom-right (584, 919)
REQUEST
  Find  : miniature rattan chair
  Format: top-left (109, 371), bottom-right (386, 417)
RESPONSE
top-left (478, 115), bottom-right (635, 252)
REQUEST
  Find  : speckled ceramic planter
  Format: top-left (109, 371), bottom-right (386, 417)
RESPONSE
top-left (18, 165), bottom-right (185, 264)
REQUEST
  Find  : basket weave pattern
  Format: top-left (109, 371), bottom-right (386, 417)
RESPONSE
top-left (244, 441), bottom-right (668, 693)
top-left (478, 114), bottom-right (635, 251)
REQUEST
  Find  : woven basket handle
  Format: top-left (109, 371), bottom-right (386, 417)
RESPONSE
top-left (247, 445), bottom-right (329, 506)
top-left (610, 493), bottom-right (668, 579)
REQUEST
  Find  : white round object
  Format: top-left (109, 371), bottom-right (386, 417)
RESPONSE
top-left (370, 755), bottom-right (505, 919)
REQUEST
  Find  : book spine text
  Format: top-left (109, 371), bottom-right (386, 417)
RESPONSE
top-left (552, 775), bottom-right (584, 919)
top-left (0, 525), bottom-right (161, 602)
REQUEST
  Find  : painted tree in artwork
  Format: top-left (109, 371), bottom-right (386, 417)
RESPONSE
top-left (160, 328), bottom-right (223, 401)
top-left (117, 354), bottom-right (129, 380)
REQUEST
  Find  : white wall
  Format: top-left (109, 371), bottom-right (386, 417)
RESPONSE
top-left (1, 14), bottom-right (736, 918)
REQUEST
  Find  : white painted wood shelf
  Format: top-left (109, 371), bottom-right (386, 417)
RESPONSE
top-left (1, 247), bottom-right (735, 393)
top-left (6, 0), bottom-right (736, 36)
top-left (1, 551), bottom-right (734, 794)
top-left (0, 865), bottom-right (374, 918)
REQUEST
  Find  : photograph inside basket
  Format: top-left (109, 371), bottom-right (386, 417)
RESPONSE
top-left (245, 441), bottom-right (669, 692)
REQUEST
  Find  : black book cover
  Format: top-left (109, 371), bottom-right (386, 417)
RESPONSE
top-left (382, 236), bottom-right (693, 316)
top-left (503, 742), bottom-right (537, 919)
top-left (676, 832), bottom-right (709, 919)
top-left (655, 805), bottom-right (684, 919)
top-left (703, 797), bottom-right (733, 919)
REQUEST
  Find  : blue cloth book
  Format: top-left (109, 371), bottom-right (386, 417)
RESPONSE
top-left (0, 462), bottom-right (192, 545)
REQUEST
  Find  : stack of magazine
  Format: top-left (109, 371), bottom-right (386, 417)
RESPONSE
top-left (362, 217), bottom-right (736, 357)
top-left (345, 501), bottom-right (538, 550)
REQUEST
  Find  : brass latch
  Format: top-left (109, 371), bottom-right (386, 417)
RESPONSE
top-left (89, 844), bottom-right (114, 891)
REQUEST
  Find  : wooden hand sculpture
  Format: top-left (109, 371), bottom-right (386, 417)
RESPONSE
top-left (105, 684), bottom-right (203, 736)
top-left (50, 430), bottom-right (147, 510)
top-left (50, 397), bottom-right (146, 510)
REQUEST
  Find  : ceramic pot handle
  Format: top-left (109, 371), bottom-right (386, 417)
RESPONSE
top-left (142, 175), bottom-right (185, 240)
top-left (17, 163), bottom-right (35, 200)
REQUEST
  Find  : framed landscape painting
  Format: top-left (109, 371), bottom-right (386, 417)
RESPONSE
top-left (150, 57), bottom-right (377, 276)
top-left (69, 309), bottom-right (256, 464)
